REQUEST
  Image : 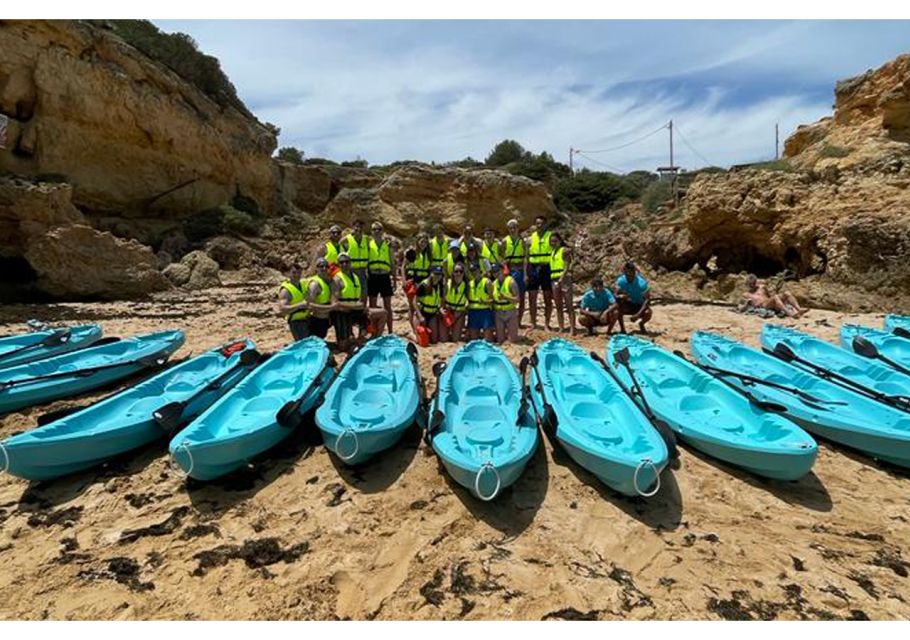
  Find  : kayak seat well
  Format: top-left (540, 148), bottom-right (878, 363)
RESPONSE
top-left (678, 394), bottom-right (721, 413)
top-left (125, 397), bottom-right (163, 416)
top-left (347, 388), bottom-right (394, 423)
top-left (753, 419), bottom-right (790, 442)
top-left (241, 396), bottom-right (286, 413)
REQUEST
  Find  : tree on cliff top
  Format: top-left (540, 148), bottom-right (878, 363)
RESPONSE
top-left (485, 140), bottom-right (527, 166)
top-left (277, 147), bottom-right (304, 164)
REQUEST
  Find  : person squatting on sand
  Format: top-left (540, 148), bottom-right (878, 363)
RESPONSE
top-left (743, 273), bottom-right (807, 318)
top-left (578, 276), bottom-right (619, 335)
top-left (615, 260), bottom-right (652, 334)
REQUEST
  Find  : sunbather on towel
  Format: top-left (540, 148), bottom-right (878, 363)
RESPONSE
top-left (743, 273), bottom-right (807, 318)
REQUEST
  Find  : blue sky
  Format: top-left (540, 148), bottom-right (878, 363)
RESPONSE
top-left (155, 20), bottom-right (909, 172)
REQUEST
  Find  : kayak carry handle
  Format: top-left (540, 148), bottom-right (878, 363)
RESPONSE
top-left (474, 461), bottom-right (501, 502)
top-left (169, 441), bottom-right (194, 479)
top-left (632, 457), bottom-right (661, 498)
top-left (335, 428), bottom-right (360, 462)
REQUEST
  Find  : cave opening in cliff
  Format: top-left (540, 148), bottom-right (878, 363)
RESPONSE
top-left (0, 255), bottom-right (41, 302)
top-left (704, 245), bottom-right (787, 278)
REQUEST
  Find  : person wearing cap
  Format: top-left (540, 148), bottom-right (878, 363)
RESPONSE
top-left (549, 232), bottom-right (576, 335)
top-left (277, 262), bottom-right (312, 341)
top-left (526, 215), bottom-right (554, 331)
top-left (466, 261), bottom-right (495, 342)
top-left (367, 221), bottom-right (396, 334)
top-left (342, 219), bottom-right (371, 296)
top-left (578, 276), bottom-right (618, 336)
top-left (615, 261), bottom-right (652, 334)
top-left (464, 241), bottom-right (491, 277)
top-left (320, 224), bottom-right (344, 271)
top-left (444, 240), bottom-right (465, 278)
top-left (441, 261), bottom-right (469, 342)
top-left (429, 224), bottom-right (449, 270)
top-left (491, 262), bottom-right (520, 344)
top-left (306, 258), bottom-right (336, 339)
top-left (414, 266), bottom-right (445, 345)
top-left (501, 218), bottom-right (528, 327)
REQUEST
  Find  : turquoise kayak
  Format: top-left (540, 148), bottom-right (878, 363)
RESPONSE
top-left (607, 334), bottom-right (817, 480)
top-left (169, 337), bottom-right (334, 481)
top-left (841, 324), bottom-right (910, 376)
top-left (692, 331), bottom-right (910, 468)
top-left (0, 339), bottom-right (259, 481)
top-left (0, 330), bottom-right (185, 414)
top-left (885, 314), bottom-right (910, 337)
top-left (429, 341), bottom-right (538, 501)
top-left (316, 335), bottom-right (421, 466)
top-left (0, 324), bottom-right (102, 369)
top-left (527, 338), bottom-right (668, 497)
top-left (762, 324), bottom-right (910, 412)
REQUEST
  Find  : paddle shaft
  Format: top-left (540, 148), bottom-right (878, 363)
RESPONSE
top-left (687, 356), bottom-right (841, 405)
top-left (0, 352), bottom-right (170, 391)
top-left (871, 353), bottom-right (910, 377)
top-left (0, 330), bottom-right (70, 361)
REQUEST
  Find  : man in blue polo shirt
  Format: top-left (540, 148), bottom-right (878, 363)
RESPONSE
top-left (615, 261), bottom-right (652, 334)
top-left (578, 276), bottom-right (618, 335)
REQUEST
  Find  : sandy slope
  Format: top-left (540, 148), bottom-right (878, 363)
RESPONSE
top-left (0, 282), bottom-right (908, 620)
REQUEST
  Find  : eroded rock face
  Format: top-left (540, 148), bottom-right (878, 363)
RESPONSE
top-left (323, 165), bottom-right (556, 235)
top-left (0, 20), bottom-right (276, 217)
top-left (163, 250), bottom-right (221, 290)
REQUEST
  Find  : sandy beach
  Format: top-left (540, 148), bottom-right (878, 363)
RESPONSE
top-left (0, 280), bottom-right (908, 621)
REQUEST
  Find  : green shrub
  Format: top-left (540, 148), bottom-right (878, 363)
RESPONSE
top-left (485, 140), bottom-right (526, 166)
top-left (276, 147), bottom-right (304, 164)
top-left (222, 207), bottom-right (261, 237)
top-left (749, 159), bottom-right (795, 172)
top-left (641, 180), bottom-right (674, 213)
top-left (302, 158), bottom-right (339, 166)
top-left (341, 159), bottom-right (369, 168)
top-left (183, 208), bottom-right (225, 242)
top-left (231, 194), bottom-right (261, 218)
top-left (554, 170), bottom-right (640, 213)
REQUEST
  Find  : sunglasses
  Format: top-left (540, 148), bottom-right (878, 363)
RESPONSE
top-left (317, 263), bottom-right (329, 268)
top-left (338, 259), bottom-right (351, 265)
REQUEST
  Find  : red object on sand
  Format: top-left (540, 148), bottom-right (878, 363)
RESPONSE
top-left (416, 325), bottom-right (431, 347)
top-left (405, 281), bottom-right (417, 300)
top-left (442, 309), bottom-right (455, 328)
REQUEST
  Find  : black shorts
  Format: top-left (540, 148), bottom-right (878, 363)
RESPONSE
top-left (368, 273), bottom-right (393, 298)
top-left (619, 300), bottom-right (644, 316)
top-left (331, 310), bottom-right (367, 340)
top-left (526, 263), bottom-right (551, 291)
top-left (309, 316), bottom-right (331, 339)
top-left (288, 319), bottom-right (310, 341)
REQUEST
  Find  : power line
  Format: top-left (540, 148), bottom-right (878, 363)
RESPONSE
top-left (573, 151), bottom-right (625, 174)
top-left (673, 123), bottom-right (713, 168)
top-left (577, 122), bottom-right (670, 154)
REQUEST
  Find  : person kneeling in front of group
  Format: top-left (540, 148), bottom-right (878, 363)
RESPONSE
top-left (578, 276), bottom-right (618, 336)
top-left (491, 263), bottom-right (520, 344)
top-left (414, 267), bottom-right (445, 345)
top-left (277, 262), bottom-right (313, 341)
top-left (615, 261), bottom-right (653, 334)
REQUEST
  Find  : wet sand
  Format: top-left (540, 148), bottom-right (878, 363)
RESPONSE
top-left (0, 281), bottom-right (908, 620)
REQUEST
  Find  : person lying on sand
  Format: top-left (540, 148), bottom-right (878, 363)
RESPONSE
top-left (743, 273), bottom-right (807, 318)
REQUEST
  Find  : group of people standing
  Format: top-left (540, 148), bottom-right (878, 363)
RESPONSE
top-left (277, 216), bottom-right (655, 349)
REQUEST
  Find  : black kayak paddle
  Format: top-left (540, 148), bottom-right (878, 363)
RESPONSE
top-left (851, 335), bottom-right (910, 377)
top-left (0, 330), bottom-right (71, 363)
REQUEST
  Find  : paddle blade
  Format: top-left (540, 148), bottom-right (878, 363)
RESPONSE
top-left (406, 342), bottom-right (418, 360)
top-left (239, 349), bottom-right (262, 367)
top-left (771, 342), bottom-right (796, 362)
top-left (851, 335), bottom-right (879, 359)
top-left (652, 418), bottom-right (679, 459)
top-left (36, 405), bottom-right (83, 426)
top-left (529, 352), bottom-right (539, 367)
top-left (614, 347), bottom-right (631, 366)
top-left (275, 400), bottom-right (302, 428)
top-left (894, 327), bottom-right (910, 339)
top-left (519, 356), bottom-right (529, 375)
top-left (152, 401), bottom-right (185, 432)
top-left (543, 403), bottom-right (559, 435)
top-left (672, 349), bottom-right (689, 361)
top-left (42, 330), bottom-right (71, 347)
top-left (589, 351), bottom-right (606, 366)
top-left (432, 361), bottom-right (447, 378)
top-left (755, 400), bottom-right (789, 413)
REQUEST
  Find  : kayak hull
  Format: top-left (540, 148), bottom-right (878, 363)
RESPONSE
top-left (170, 338), bottom-right (333, 481)
top-left (0, 331), bottom-right (185, 414)
top-left (0, 340), bottom-right (256, 481)
top-left (0, 325), bottom-right (103, 370)
top-left (607, 334), bottom-right (817, 481)
top-left (431, 341), bottom-right (538, 500)
top-left (316, 335), bottom-right (421, 466)
top-left (527, 338), bottom-right (667, 497)
top-left (692, 330), bottom-right (910, 469)
top-left (885, 314), bottom-right (910, 335)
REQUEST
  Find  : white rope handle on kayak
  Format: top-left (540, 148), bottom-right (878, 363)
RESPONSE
top-left (0, 442), bottom-right (8, 475)
top-left (633, 457), bottom-right (661, 498)
top-left (169, 441), bottom-right (194, 479)
top-left (474, 461), bottom-right (501, 502)
top-left (336, 428), bottom-right (360, 462)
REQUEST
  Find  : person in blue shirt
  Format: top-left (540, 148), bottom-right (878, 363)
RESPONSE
top-left (615, 261), bottom-right (652, 334)
top-left (578, 276), bottom-right (618, 335)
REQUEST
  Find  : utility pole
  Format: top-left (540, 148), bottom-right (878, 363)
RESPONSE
top-left (668, 120), bottom-right (674, 168)
top-left (569, 147), bottom-right (574, 173)
top-left (776, 123), bottom-right (781, 159)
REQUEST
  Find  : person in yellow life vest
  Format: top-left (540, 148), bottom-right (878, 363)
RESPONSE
top-left (401, 233), bottom-right (431, 326)
top-left (482, 227), bottom-right (502, 263)
top-left (414, 266), bottom-right (444, 345)
top-left (367, 221), bottom-right (396, 334)
top-left (331, 253), bottom-right (386, 352)
top-left (306, 258), bottom-right (337, 339)
top-left (320, 225), bottom-right (344, 273)
top-left (440, 262), bottom-right (468, 342)
top-left (277, 262), bottom-right (311, 341)
top-left (464, 241), bottom-right (491, 277)
top-left (342, 219), bottom-right (371, 297)
top-left (444, 240), bottom-right (465, 278)
top-left (458, 224), bottom-right (479, 256)
top-left (491, 262), bottom-right (520, 344)
top-left (525, 214), bottom-right (554, 331)
top-left (429, 223), bottom-right (449, 269)
top-left (501, 218), bottom-right (528, 328)
top-left (549, 232), bottom-right (577, 336)
top-left (466, 261), bottom-right (495, 342)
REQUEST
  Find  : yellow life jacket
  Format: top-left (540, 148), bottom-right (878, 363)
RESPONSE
top-left (445, 253), bottom-right (464, 278)
top-left (345, 233), bottom-right (370, 270)
top-left (529, 230), bottom-right (552, 265)
top-left (417, 278), bottom-right (441, 314)
top-left (280, 280), bottom-right (309, 321)
top-left (368, 238), bottom-right (392, 274)
top-left (324, 241), bottom-right (341, 265)
top-left (551, 246), bottom-right (566, 280)
top-left (493, 276), bottom-right (517, 311)
top-left (336, 271), bottom-right (362, 303)
top-left (430, 237), bottom-right (449, 267)
top-left (468, 277), bottom-right (492, 311)
top-left (502, 235), bottom-right (526, 264)
top-left (483, 240), bottom-right (502, 263)
top-left (310, 275), bottom-right (332, 305)
top-left (444, 278), bottom-right (468, 312)
top-left (406, 251), bottom-right (431, 280)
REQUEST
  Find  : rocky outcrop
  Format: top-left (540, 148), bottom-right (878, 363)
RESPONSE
top-left (162, 250), bottom-right (221, 290)
top-left (0, 20), bottom-right (276, 218)
top-left (274, 162), bottom-right (383, 214)
top-left (205, 235), bottom-right (253, 270)
top-left (323, 165), bottom-right (556, 235)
